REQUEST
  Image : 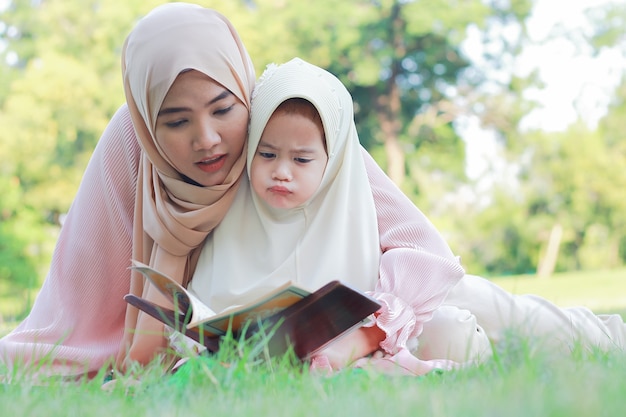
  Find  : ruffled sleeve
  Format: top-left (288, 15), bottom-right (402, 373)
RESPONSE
top-left (360, 148), bottom-right (465, 354)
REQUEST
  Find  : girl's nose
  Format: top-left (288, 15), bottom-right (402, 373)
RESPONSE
top-left (272, 161), bottom-right (292, 181)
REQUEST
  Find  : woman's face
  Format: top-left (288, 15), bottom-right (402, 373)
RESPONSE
top-left (155, 70), bottom-right (249, 187)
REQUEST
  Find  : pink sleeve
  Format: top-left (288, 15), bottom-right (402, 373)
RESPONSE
top-left (361, 148), bottom-right (465, 354)
top-left (0, 105), bottom-right (140, 378)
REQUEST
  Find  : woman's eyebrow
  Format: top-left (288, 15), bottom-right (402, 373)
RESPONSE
top-left (157, 106), bottom-right (188, 116)
top-left (207, 90), bottom-right (231, 105)
top-left (157, 90), bottom-right (232, 116)
top-left (290, 142), bottom-right (318, 153)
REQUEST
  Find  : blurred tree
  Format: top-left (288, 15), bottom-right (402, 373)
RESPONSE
top-left (461, 120), bottom-right (626, 276)
top-left (227, 0), bottom-right (534, 189)
top-left (594, 77), bottom-right (626, 266)
top-left (525, 122), bottom-right (626, 271)
top-left (0, 0), bottom-right (163, 218)
top-left (440, 0), bottom-right (626, 276)
top-left (0, 0), bottom-right (162, 295)
top-left (0, 175), bottom-right (41, 290)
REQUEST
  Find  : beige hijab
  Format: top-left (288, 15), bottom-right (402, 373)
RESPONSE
top-left (190, 58), bottom-right (380, 312)
top-left (118, 3), bottom-right (255, 365)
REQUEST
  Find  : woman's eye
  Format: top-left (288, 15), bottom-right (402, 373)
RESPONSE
top-left (164, 119), bottom-right (187, 128)
top-left (214, 104), bottom-right (234, 115)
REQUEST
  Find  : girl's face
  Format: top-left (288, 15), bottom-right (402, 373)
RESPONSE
top-left (155, 70), bottom-right (249, 187)
top-left (250, 111), bottom-right (328, 209)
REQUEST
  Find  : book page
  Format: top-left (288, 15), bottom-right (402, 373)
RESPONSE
top-left (193, 282), bottom-right (310, 332)
top-left (130, 261), bottom-right (216, 324)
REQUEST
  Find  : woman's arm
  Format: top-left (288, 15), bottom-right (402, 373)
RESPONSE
top-left (0, 105), bottom-right (141, 378)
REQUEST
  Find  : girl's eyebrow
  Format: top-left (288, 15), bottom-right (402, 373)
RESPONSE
top-left (257, 141), bottom-right (278, 150)
top-left (258, 143), bottom-right (317, 156)
top-left (293, 148), bottom-right (316, 155)
top-left (157, 90), bottom-right (232, 116)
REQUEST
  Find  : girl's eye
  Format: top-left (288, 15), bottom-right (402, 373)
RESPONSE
top-left (214, 104), bottom-right (234, 115)
top-left (295, 157), bottom-right (313, 164)
top-left (259, 151), bottom-right (276, 159)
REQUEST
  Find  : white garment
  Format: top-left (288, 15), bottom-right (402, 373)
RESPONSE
top-left (413, 305), bottom-right (492, 362)
top-left (417, 274), bottom-right (626, 360)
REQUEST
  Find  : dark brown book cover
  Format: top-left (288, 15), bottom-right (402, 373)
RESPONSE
top-left (124, 280), bottom-right (381, 360)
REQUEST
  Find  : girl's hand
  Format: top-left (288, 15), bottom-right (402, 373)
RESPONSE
top-left (314, 325), bottom-right (385, 370)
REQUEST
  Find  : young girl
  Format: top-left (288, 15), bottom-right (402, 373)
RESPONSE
top-left (187, 58), bottom-right (483, 374)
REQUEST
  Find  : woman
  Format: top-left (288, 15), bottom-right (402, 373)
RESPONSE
top-left (0, 3), bottom-right (254, 378)
top-left (0, 3), bottom-right (464, 379)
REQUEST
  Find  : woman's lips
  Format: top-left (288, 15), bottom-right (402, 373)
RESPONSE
top-left (196, 154), bottom-right (226, 173)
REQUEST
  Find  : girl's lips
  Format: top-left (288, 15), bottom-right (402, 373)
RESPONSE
top-left (269, 185), bottom-right (291, 195)
top-left (196, 155), bottom-right (226, 173)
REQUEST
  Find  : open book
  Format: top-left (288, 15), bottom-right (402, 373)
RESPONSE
top-left (124, 261), bottom-right (381, 359)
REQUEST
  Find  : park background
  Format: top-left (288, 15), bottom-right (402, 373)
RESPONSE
top-left (1, 0), bottom-right (625, 324)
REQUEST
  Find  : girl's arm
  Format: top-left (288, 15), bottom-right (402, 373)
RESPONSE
top-left (314, 149), bottom-right (465, 369)
top-left (361, 147), bottom-right (465, 354)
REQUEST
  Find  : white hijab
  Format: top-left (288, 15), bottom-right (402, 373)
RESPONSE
top-left (190, 58), bottom-right (381, 312)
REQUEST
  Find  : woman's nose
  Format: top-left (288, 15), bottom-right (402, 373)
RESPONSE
top-left (193, 122), bottom-right (221, 150)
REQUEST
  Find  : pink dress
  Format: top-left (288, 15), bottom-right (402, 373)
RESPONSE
top-left (0, 104), bottom-right (465, 378)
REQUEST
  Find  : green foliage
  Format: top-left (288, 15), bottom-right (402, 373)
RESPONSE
top-left (0, 175), bottom-right (50, 292)
top-left (438, 184), bottom-right (538, 276)
top-left (0, 0), bottom-right (164, 291)
top-left (448, 87), bottom-right (626, 275)
top-left (0, 211), bottom-right (39, 289)
top-left (0, 0), bottom-right (624, 288)
top-left (518, 122), bottom-right (626, 271)
top-left (0, 0), bottom-right (164, 216)
top-left (586, 1), bottom-right (626, 52)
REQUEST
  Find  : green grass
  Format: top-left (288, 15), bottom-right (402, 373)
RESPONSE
top-left (490, 268), bottom-right (626, 315)
top-left (1, 342), bottom-right (625, 417)
top-left (2, 269), bottom-right (626, 416)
